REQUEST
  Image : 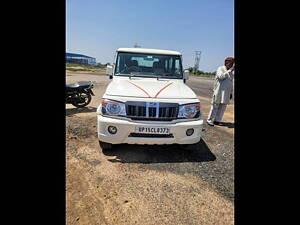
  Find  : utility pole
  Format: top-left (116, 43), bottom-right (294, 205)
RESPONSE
top-left (194, 51), bottom-right (202, 71)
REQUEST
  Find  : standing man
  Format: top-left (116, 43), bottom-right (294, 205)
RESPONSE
top-left (207, 57), bottom-right (234, 126)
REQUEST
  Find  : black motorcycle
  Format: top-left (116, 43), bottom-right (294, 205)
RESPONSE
top-left (66, 81), bottom-right (95, 108)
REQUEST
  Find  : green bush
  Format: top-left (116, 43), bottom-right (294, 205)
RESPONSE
top-left (186, 67), bottom-right (216, 77)
top-left (66, 68), bottom-right (87, 72)
top-left (66, 63), bottom-right (104, 69)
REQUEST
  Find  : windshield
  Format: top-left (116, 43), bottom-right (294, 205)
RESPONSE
top-left (115, 52), bottom-right (183, 79)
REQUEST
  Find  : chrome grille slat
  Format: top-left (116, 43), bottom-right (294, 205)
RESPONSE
top-left (126, 101), bottom-right (178, 121)
top-left (165, 107), bottom-right (169, 118)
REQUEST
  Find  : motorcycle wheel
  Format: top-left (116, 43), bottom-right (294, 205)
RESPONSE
top-left (71, 92), bottom-right (92, 108)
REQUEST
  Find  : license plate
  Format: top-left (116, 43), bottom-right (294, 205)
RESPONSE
top-left (135, 126), bottom-right (170, 134)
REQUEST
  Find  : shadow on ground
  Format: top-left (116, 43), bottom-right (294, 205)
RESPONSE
top-left (102, 139), bottom-right (216, 164)
top-left (66, 106), bottom-right (97, 116)
top-left (219, 122), bottom-right (234, 128)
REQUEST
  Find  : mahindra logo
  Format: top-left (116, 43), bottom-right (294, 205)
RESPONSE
top-left (148, 102), bottom-right (158, 107)
top-left (146, 102), bottom-right (159, 118)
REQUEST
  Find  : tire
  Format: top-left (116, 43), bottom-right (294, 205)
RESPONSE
top-left (71, 92), bottom-right (92, 108)
top-left (99, 141), bottom-right (113, 151)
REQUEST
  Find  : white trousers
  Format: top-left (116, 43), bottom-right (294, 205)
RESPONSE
top-left (207, 103), bottom-right (227, 122)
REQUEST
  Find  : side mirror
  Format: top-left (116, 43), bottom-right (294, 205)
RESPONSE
top-left (106, 65), bottom-right (114, 79)
top-left (183, 69), bottom-right (189, 83)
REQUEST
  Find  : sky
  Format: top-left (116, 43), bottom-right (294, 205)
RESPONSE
top-left (66, 0), bottom-right (234, 72)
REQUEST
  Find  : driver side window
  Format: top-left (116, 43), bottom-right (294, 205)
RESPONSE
top-left (131, 57), bottom-right (140, 66)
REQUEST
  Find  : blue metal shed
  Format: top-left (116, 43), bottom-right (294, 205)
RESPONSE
top-left (66, 52), bottom-right (96, 65)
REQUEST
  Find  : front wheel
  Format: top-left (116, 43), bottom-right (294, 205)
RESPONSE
top-left (99, 141), bottom-right (113, 151)
top-left (71, 92), bottom-right (92, 108)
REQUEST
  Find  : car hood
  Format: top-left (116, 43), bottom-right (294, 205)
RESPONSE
top-left (105, 77), bottom-right (197, 99)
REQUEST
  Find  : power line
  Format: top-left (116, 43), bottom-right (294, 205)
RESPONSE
top-left (194, 51), bottom-right (202, 71)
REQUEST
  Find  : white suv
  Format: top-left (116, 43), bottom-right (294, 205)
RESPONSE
top-left (97, 48), bottom-right (203, 150)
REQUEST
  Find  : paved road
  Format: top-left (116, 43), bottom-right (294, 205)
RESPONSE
top-left (187, 76), bottom-right (214, 99)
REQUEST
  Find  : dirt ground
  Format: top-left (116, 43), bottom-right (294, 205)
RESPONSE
top-left (66, 72), bottom-right (234, 225)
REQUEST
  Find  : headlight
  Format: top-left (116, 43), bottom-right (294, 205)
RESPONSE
top-left (97, 99), bottom-right (126, 116)
top-left (178, 103), bottom-right (201, 119)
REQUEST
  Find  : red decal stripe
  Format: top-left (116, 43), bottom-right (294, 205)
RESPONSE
top-left (154, 82), bottom-right (173, 98)
top-left (127, 81), bottom-right (151, 98)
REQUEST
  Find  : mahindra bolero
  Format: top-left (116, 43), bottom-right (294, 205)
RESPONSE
top-left (96, 48), bottom-right (203, 150)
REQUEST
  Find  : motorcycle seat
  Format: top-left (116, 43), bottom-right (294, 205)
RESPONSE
top-left (66, 81), bottom-right (92, 89)
top-left (66, 83), bottom-right (80, 88)
top-left (77, 81), bottom-right (92, 88)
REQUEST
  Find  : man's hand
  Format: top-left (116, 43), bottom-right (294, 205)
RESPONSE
top-left (230, 65), bottom-right (235, 71)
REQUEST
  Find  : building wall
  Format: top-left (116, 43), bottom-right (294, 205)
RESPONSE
top-left (87, 58), bottom-right (96, 65)
top-left (66, 56), bottom-right (96, 65)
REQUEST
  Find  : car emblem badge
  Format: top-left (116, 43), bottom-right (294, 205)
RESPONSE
top-left (146, 102), bottom-right (159, 118)
top-left (148, 102), bottom-right (157, 107)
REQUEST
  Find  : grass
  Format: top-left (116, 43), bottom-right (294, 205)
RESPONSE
top-left (66, 68), bottom-right (89, 72)
top-left (186, 68), bottom-right (216, 78)
top-left (66, 63), bottom-right (106, 72)
top-left (66, 63), bottom-right (104, 69)
top-left (192, 73), bottom-right (215, 78)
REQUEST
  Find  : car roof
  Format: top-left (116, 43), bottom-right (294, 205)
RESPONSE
top-left (117, 48), bottom-right (182, 56)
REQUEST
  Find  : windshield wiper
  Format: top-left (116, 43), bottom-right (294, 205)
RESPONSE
top-left (156, 75), bottom-right (165, 80)
top-left (115, 73), bottom-right (130, 76)
top-left (162, 73), bottom-right (175, 76)
top-left (156, 73), bottom-right (176, 80)
top-left (129, 73), bottom-right (140, 79)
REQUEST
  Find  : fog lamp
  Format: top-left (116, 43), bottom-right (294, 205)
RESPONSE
top-left (186, 128), bottom-right (194, 136)
top-left (108, 126), bottom-right (117, 134)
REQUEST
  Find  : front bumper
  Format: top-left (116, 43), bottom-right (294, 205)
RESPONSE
top-left (97, 115), bottom-right (203, 145)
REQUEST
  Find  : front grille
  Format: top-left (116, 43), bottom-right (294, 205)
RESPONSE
top-left (127, 105), bottom-right (146, 117)
top-left (128, 133), bottom-right (174, 138)
top-left (126, 102), bottom-right (178, 121)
